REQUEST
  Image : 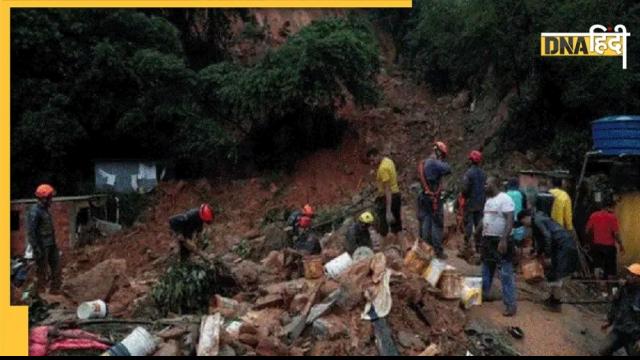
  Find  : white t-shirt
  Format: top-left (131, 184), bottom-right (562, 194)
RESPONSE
top-left (483, 192), bottom-right (515, 237)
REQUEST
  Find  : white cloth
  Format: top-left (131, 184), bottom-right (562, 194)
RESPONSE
top-left (98, 169), bottom-right (116, 186)
top-left (361, 270), bottom-right (392, 320)
top-left (482, 192), bottom-right (515, 237)
top-left (138, 163), bottom-right (157, 180)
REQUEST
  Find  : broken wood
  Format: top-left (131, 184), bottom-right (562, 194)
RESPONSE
top-left (369, 307), bottom-right (400, 356)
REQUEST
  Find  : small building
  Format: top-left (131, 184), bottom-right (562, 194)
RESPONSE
top-left (95, 159), bottom-right (167, 193)
top-left (10, 194), bottom-right (109, 257)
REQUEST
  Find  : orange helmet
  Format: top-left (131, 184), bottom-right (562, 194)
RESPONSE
top-left (302, 204), bottom-right (314, 217)
top-left (434, 141), bottom-right (448, 157)
top-left (469, 150), bottom-right (483, 164)
top-left (35, 184), bottom-right (55, 199)
top-left (627, 263), bottom-right (640, 276)
top-left (199, 203), bottom-right (214, 224)
top-left (299, 215), bottom-right (312, 229)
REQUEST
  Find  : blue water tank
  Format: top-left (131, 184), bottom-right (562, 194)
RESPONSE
top-left (592, 115), bottom-right (640, 156)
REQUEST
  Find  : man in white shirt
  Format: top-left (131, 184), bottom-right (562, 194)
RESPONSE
top-left (474, 176), bottom-right (517, 317)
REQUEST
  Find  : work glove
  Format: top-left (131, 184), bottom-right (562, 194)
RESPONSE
top-left (386, 210), bottom-right (395, 225)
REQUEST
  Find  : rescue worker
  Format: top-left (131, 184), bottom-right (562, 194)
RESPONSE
top-left (290, 205), bottom-right (321, 255)
top-left (506, 178), bottom-right (527, 221)
top-left (550, 177), bottom-right (574, 232)
top-left (599, 263), bottom-right (640, 356)
top-left (346, 211), bottom-right (375, 255)
top-left (287, 204), bottom-right (314, 237)
top-left (367, 148), bottom-right (402, 238)
top-left (418, 141), bottom-right (452, 260)
top-left (169, 203), bottom-right (214, 262)
top-left (474, 176), bottom-right (517, 317)
top-left (518, 209), bottom-right (579, 313)
top-left (586, 198), bottom-right (625, 292)
top-left (28, 184), bottom-right (62, 294)
top-left (461, 150), bottom-right (486, 256)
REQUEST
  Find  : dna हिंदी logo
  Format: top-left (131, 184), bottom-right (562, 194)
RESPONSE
top-left (540, 24), bottom-right (630, 69)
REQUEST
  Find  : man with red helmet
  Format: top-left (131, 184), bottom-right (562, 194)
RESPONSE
top-left (28, 184), bottom-right (62, 294)
top-left (417, 142), bottom-right (452, 259)
top-left (460, 150), bottom-right (486, 257)
top-left (169, 203), bottom-right (214, 262)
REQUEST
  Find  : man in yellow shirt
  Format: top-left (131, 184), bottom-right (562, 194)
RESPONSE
top-left (550, 178), bottom-right (574, 231)
top-left (367, 148), bottom-right (402, 237)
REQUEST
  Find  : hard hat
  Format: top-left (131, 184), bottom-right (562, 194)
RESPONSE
top-left (199, 203), bottom-right (214, 224)
top-left (358, 211), bottom-right (375, 224)
top-left (469, 150), bottom-right (483, 164)
top-left (627, 263), bottom-right (640, 276)
top-left (302, 204), bottom-right (314, 217)
top-left (434, 141), bottom-right (449, 157)
top-left (35, 184), bottom-right (55, 199)
top-left (299, 215), bottom-right (312, 229)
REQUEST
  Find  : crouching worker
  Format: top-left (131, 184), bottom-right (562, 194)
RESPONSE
top-left (346, 211), bottom-right (375, 255)
top-left (599, 264), bottom-right (640, 356)
top-left (169, 203), bottom-right (214, 262)
top-left (518, 209), bottom-right (578, 313)
top-left (29, 184), bottom-right (62, 294)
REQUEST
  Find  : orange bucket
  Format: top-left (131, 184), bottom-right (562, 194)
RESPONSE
top-left (303, 256), bottom-right (324, 279)
top-left (522, 259), bottom-right (545, 283)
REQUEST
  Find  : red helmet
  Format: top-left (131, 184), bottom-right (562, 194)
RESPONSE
top-left (302, 204), bottom-right (314, 217)
top-left (469, 150), bottom-right (483, 164)
top-left (199, 203), bottom-right (214, 224)
top-left (434, 141), bottom-right (448, 157)
top-left (35, 184), bottom-right (55, 199)
top-left (298, 215), bottom-right (312, 229)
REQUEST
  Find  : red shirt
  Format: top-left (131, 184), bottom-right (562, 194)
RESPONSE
top-left (586, 210), bottom-right (620, 246)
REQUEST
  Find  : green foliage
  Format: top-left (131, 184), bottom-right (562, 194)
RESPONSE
top-left (399, 1), bottom-right (640, 167)
top-left (116, 192), bottom-right (153, 227)
top-left (12, 11), bottom-right (380, 197)
top-left (151, 260), bottom-right (237, 316)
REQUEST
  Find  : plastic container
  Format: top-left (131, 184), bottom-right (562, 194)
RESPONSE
top-left (521, 259), bottom-right (545, 283)
top-left (77, 300), bottom-right (108, 320)
top-left (438, 270), bottom-right (463, 300)
top-left (592, 115), bottom-right (640, 156)
top-left (423, 259), bottom-right (447, 287)
top-left (303, 256), bottom-right (324, 279)
top-left (324, 252), bottom-right (353, 279)
top-left (103, 327), bottom-right (156, 356)
top-left (460, 277), bottom-right (483, 309)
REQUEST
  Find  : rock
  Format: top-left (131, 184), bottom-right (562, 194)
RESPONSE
top-left (319, 280), bottom-right (340, 299)
top-left (154, 340), bottom-right (181, 356)
top-left (231, 260), bottom-right (260, 287)
top-left (419, 344), bottom-right (440, 356)
top-left (336, 259), bottom-right (373, 310)
top-left (253, 294), bottom-right (285, 310)
top-left (452, 90), bottom-right (471, 110)
top-left (63, 259), bottom-right (128, 303)
top-left (261, 251), bottom-right (285, 271)
top-left (262, 224), bottom-right (289, 253)
top-left (239, 333), bottom-right (259, 347)
top-left (239, 323), bottom-right (258, 336)
top-left (256, 338), bottom-right (288, 356)
top-left (312, 315), bottom-right (348, 340)
top-left (218, 344), bottom-right (236, 356)
top-left (290, 293), bottom-right (310, 314)
top-left (260, 278), bottom-right (308, 296)
top-left (397, 331), bottom-right (426, 350)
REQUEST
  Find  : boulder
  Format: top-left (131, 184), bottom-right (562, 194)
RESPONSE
top-left (63, 259), bottom-right (128, 303)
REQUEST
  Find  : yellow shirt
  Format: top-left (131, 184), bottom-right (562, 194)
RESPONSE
top-left (550, 188), bottom-right (574, 231)
top-left (376, 157), bottom-right (400, 195)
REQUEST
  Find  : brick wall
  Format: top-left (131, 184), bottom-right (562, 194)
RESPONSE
top-left (10, 202), bottom-right (74, 257)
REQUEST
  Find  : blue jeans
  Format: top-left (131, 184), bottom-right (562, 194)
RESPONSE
top-left (418, 193), bottom-right (444, 256)
top-left (483, 259), bottom-right (517, 312)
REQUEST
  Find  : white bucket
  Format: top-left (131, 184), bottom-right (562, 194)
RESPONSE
top-left (119, 327), bottom-right (157, 356)
top-left (423, 259), bottom-right (447, 287)
top-left (324, 252), bottom-right (353, 279)
top-left (77, 300), bottom-right (108, 320)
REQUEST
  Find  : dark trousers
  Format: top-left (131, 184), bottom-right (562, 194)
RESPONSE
top-left (599, 330), bottom-right (640, 356)
top-left (418, 193), bottom-right (444, 256)
top-left (375, 193), bottom-right (402, 236)
top-left (464, 210), bottom-right (483, 251)
top-left (36, 245), bottom-right (61, 292)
